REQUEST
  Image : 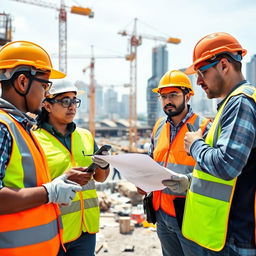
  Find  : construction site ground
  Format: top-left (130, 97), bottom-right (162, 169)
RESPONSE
top-left (96, 212), bottom-right (162, 255)
top-left (94, 152), bottom-right (162, 255)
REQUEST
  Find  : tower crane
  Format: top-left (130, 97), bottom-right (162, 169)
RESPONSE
top-left (118, 18), bottom-right (181, 152)
top-left (80, 46), bottom-right (125, 136)
top-left (51, 48), bottom-right (126, 136)
top-left (9, 0), bottom-right (93, 73)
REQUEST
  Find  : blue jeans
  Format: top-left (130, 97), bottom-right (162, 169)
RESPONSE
top-left (58, 232), bottom-right (96, 256)
top-left (200, 236), bottom-right (256, 256)
top-left (156, 209), bottom-right (203, 256)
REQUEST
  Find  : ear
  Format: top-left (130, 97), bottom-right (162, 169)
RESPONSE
top-left (185, 93), bottom-right (191, 103)
top-left (43, 101), bottom-right (52, 113)
top-left (220, 58), bottom-right (229, 73)
top-left (15, 74), bottom-right (29, 93)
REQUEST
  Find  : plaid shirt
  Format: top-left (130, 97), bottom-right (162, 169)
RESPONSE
top-left (0, 114), bottom-right (32, 188)
top-left (191, 84), bottom-right (256, 180)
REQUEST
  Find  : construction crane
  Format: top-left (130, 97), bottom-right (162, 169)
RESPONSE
top-left (0, 13), bottom-right (12, 46)
top-left (81, 46), bottom-right (125, 136)
top-left (118, 18), bottom-right (181, 152)
top-left (9, 0), bottom-right (93, 73)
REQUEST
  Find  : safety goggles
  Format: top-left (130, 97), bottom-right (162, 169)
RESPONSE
top-left (32, 77), bottom-right (53, 92)
top-left (49, 98), bottom-right (81, 108)
top-left (196, 60), bottom-right (220, 78)
top-left (158, 92), bottom-right (183, 101)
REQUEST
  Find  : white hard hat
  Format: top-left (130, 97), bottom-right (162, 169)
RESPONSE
top-left (47, 78), bottom-right (84, 98)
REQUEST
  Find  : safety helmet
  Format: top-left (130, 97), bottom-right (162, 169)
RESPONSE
top-left (186, 32), bottom-right (247, 74)
top-left (46, 78), bottom-right (84, 98)
top-left (152, 70), bottom-right (194, 95)
top-left (0, 41), bottom-right (65, 80)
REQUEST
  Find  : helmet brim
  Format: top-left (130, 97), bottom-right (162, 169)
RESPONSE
top-left (49, 68), bottom-right (66, 79)
top-left (185, 65), bottom-right (196, 75)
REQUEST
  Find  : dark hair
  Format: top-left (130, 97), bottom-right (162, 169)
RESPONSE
top-left (215, 53), bottom-right (242, 72)
top-left (36, 107), bottom-right (49, 129)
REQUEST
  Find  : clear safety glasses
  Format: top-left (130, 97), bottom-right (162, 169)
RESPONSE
top-left (196, 60), bottom-right (220, 79)
top-left (49, 98), bottom-right (81, 108)
top-left (158, 92), bottom-right (183, 101)
top-left (32, 77), bottom-right (53, 92)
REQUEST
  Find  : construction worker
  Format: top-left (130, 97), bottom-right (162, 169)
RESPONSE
top-left (33, 78), bottom-right (110, 256)
top-left (139, 70), bottom-right (210, 256)
top-left (0, 41), bottom-right (83, 256)
top-left (166, 32), bottom-right (256, 255)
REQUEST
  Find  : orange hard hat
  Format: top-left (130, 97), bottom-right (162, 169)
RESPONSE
top-left (152, 70), bottom-right (194, 95)
top-left (186, 32), bottom-right (247, 74)
top-left (0, 41), bottom-right (65, 79)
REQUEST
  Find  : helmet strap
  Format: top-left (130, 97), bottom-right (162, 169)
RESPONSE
top-left (11, 75), bottom-right (34, 112)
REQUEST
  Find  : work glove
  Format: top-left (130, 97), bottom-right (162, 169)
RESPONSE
top-left (162, 173), bottom-right (190, 194)
top-left (92, 151), bottom-right (110, 169)
top-left (43, 174), bottom-right (82, 205)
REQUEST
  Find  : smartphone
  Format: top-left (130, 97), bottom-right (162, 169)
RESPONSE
top-left (186, 123), bottom-right (196, 132)
top-left (93, 144), bottom-right (112, 155)
top-left (86, 145), bottom-right (112, 173)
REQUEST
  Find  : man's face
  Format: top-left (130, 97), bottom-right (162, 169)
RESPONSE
top-left (26, 72), bottom-right (51, 114)
top-left (159, 87), bottom-right (186, 117)
top-left (196, 60), bottom-right (226, 99)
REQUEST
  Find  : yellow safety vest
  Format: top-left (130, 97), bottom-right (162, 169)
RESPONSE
top-left (33, 127), bottom-right (100, 243)
top-left (182, 85), bottom-right (256, 251)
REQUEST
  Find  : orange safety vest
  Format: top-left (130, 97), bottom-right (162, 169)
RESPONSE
top-left (0, 110), bottom-right (62, 256)
top-left (152, 113), bottom-right (209, 217)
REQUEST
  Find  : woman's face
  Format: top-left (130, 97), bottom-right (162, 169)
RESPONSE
top-left (44, 92), bottom-right (79, 126)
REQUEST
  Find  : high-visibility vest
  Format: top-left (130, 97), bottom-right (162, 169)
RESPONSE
top-left (182, 85), bottom-right (256, 251)
top-left (33, 127), bottom-right (100, 243)
top-left (152, 113), bottom-right (209, 216)
top-left (0, 110), bottom-right (62, 256)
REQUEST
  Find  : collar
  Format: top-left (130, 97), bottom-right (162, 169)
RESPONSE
top-left (0, 98), bottom-right (36, 127)
top-left (217, 80), bottom-right (247, 110)
top-left (41, 122), bottom-right (76, 137)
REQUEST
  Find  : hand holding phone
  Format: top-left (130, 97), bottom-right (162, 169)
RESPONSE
top-left (86, 145), bottom-right (112, 173)
top-left (93, 145), bottom-right (112, 155)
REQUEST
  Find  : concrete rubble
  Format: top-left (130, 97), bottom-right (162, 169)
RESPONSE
top-left (95, 180), bottom-right (162, 255)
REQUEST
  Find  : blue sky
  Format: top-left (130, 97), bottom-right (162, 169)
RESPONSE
top-left (3, 0), bottom-right (256, 113)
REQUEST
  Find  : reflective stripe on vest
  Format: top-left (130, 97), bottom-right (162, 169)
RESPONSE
top-left (60, 180), bottom-right (98, 216)
top-left (0, 218), bottom-right (58, 248)
top-left (152, 114), bottom-right (209, 216)
top-left (182, 85), bottom-right (256, 251)
top-left (34, 127), bottom-right (100, 243)
top-left (1, 113), bottom-right (37, 187)
top-left (0, 111), bottom-right (61, 256)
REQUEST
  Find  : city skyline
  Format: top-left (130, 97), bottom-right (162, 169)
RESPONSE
top-left (3, 0), bottom-right (256, 113)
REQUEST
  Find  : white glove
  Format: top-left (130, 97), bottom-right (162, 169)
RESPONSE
top-left (162, 173), bottom-right (190, 194)
top-left (43, 174), bottom-right (82, 205)
top-left (92, 151), bottom-right (110, 169)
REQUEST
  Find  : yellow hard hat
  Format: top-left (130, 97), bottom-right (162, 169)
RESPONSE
top-left (0, 41), bottom-right (65, 79)
top-left (152, 70), bottom-right (194, 95)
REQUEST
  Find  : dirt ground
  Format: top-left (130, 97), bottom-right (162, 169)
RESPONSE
top-left (96, 213), bottom-right (162, 256)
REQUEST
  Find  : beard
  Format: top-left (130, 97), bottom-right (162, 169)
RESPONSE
top-left (163, 97), bottom-right (186, 117)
